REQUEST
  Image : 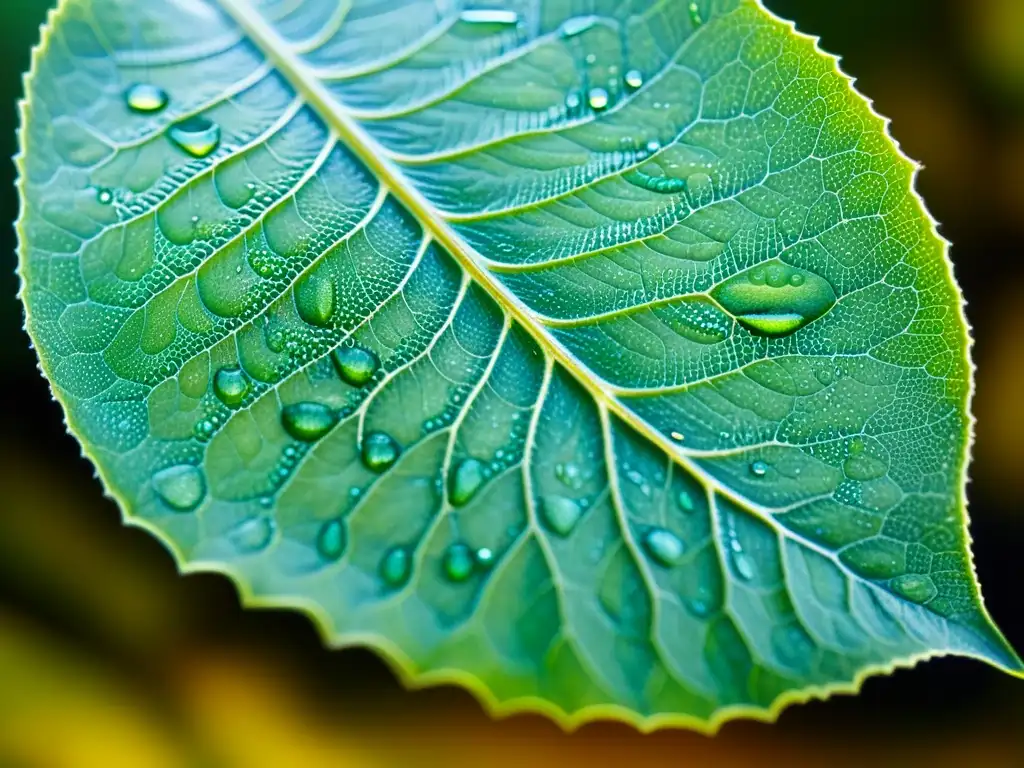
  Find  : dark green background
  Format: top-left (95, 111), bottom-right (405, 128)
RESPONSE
top-left (1, 1), bottom-right (1022, 765)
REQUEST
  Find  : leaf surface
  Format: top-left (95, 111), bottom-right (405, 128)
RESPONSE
top-left (18, 0), bottom-right (1021, 729)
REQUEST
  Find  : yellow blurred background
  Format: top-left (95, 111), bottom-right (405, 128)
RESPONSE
top-left (1, 0), bottom-right (1022, 765)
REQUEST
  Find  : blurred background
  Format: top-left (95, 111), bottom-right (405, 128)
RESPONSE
top-left (1, 0), bottom-right (1022, 765)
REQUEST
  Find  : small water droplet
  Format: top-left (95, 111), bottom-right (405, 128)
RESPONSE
top-left (560, 15), bottom-right (597, 38)
top-left (213, 366), bottom-right (250, 407)
top-left (152, 464), bottom-right (205, 511)
top-left (565, 92), bottom-right (581, 110)
top-left (331, 345), bottom-right (379, 387)
top-left (750, 460), bottom-right (769, 477)
top-left (587, 87), bottom-right (609, 110)
top-left (381, 546), bottom-right (411, 586)
top-left (541, 495), bottom-right (581, 537)
top-left (168, 116), bottom-right (221, 158)
top-left (890, 573), bottom-right (937, 604)
top-left (475, 547), bottom-right (495, 568)
top-left (316, 519), bottom-right (346, 561)
top-left (670, 431), bottom-right (684, 442)
top-left (624, 69), bottom-right (644, 90)
top-left (125, 83), bottom-right (169, 114)
top-left (281, 402), bottom-right (337, 442)
top-left (94, 187), bottom-right (113, 205)
top-left (643, 527), bottom-right (686, 567)
top-left (733, 551), bottom-right (756, 580)
top-left (459, 8), bottom-right (519, 25)
top-left (685, 597), bottom-right (714, 618)
top-left (362, 431), bottom-right (401, 473)
top-left (232, 516), bottom-right (275, 553)
top-left (443, 542), bottom-right (475, 582)
top-left (688, 1), bottom-right (704, 26)
top-left (449, 457), bottom-right (485, 506)
top-left (677, 490), bottom-right (695, 512)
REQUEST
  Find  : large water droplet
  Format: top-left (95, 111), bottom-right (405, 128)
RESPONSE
top-left (449, 457), bottom-right (485, 506)
top-left (541, 496), bottom-right (581, 537)
top-left (443, 542), bottom-right (475, 583)
top-left (213, 366), bottom-right (250, 407)
top-left (331, 345), bottom-right (379, 387)
top-left (281, 402), bottom-right (337, 442)
top-left (587, 87), bottom-right (610, 111)
top-left (459, 9), bottom-right (519, 25)
top-left (624, 69), bottom-right (644, 90)
top-left (643, 527), bottom-right (686, 567)
top-left (381, 546), bottom-right (411, 586)
top-left (362, 431), bottom-right (400, 473)
top-left (125, 83), bottom-right (169, 114)
top-left (295, 273), bottom-right (335, 327)
top-left (168, 116), bottom-right (221, 158)
top-left (889, 573), bottom-right (937, 604)
top-left (316, 519), bottom-right (346, 561)
top-left (712, 260), bottom-right (837, 337)
top-left (152, 464), bottom-right (205, 511)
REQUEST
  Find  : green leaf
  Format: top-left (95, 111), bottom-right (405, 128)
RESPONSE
top-left (17, 0), bottom-right (1021, 730)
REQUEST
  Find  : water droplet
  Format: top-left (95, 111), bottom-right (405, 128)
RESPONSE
top-left (647, 139), bottom-right (662, 154)
top-left (643, 527), bottom-right (685, 567)
top-left (559, 15), bottom-right (597, 38)
top-left (152, 464), bottom-right (205, 511)
top-left (685, 598), bottom-right (714, 618)
top-left (331, 345), bottom-right (379, 387)
top-left (565, 92), bottom-right (581, 110)
top-left (541, 495), bottom-right (581, 537)
top-left (381, 546), bottom-right (411, 586)
top-left (554, 461), bottom-right (583, 490)
top-left (890, 573), bottom-right (937, 604)
top-left (94, 187), bottom-right (113, 205)
top-left (459, 9), bottom-right (519, 25)
top-left (232, 516), bottom-right (274, 553)
top-left (624, 69), bottom-right (644, 90)
top-left (125, 83), bottom-right (168, 114)
top-left (443, 542), bottom-right (475, 582)
top-left (587, 87), bottom-right (609, 110)
top-left (475, 547), bottom-right (495, 568)
top-left (362, 431), bottom-right (401, 473)
top-left (677, 490), bottom-right (696, 512)
top-left (733, 551), bottom-right (756, 580)
top-left (449, 457), bottom-right (485, 506)
top-left (295, 273), bottom-right (335, 327)
top-left (688, 1), bottom-right (704, 26)
top-left (281, 402), bottom-right (337, 442)
top-left (213, 366), bottom-right (250, 407)
top-left (670, 431), bottom-right (684, 442)
top-left (750, 460), bottom-right (769, 477)
top-left (316, 519), bottom-right (346, 561)
top-left (168, 116), bottom-right (221, 158)
top-left (711, 260), bottom-right (837, 337)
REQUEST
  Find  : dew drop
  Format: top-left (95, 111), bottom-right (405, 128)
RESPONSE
top-left (587, 87), bottom-right (610, 110)
top-left (890, 573), bottom-right (937, 604)
top-left (94, 187), bottom-right (113, 205)
top-left (559, 15), bottom-right (597, 38)
top-left (711, 259), bottom-right (837, 338)
top-left (459, 9), bottom-right (519, 25)
top-left (749, 460), bottom-right (769, 478)
top-left (168, 116), bottom-right (221, 158)
top-left (688, 1), bottom-right (704, 26)
top-left (565, 92), bottom-right (581, 110)
top-left (381, 546), bottom-right (411, 586)
top-left (733, 551), bottom-right (756, 580)
top-left (677, 489), bottom-right (696, 512)
top-left (554, 461), bottom-right (583, 490)
top-left (643, 527), bottom-right (686, 567)
top-left (443, 542), bottom-right (475, 583)
top-left (331, 345), bottom-right (379, 387)
top-left (295, 273), bottom-right (335, 327)
top-left (213, 366), bottom-right (250, 407)
top-left (152, 464), bottom-right (205, 512)
top-left (125, 83), bottom-right (169, 114)
top-left (232, 516), bottom-right (275, 553)
top-left (475, 547), bottom-right (495, 568)
top-left (685, 598), bottom-right (714, 618)
top-left (281, 402), bottom-right (337, 442)
top-left (541, 495), bottom-right (581, 537)
top-left (361, 431), bottom-right (401, 473)
top-left (316, 518), bottom-right (346, 561)
top-left (449, 457), bottom-right (485, 506)
top-left (624, 69), bottom-right (644, 90)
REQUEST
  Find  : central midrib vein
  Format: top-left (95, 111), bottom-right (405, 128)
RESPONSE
top-left (211, 0), bottom-right (945, 597)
